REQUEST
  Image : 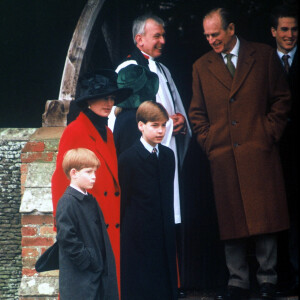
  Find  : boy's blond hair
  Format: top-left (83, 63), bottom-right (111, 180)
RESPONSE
top-left (136, 101), bottom-right (169, 124)
top-left (62, 148), bottom-right (100, 180)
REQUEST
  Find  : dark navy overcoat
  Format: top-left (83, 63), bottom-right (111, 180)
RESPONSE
top-left (118, 141), bottom-right (178, 300)
top-left (56, 187), bottom-right (119, 300)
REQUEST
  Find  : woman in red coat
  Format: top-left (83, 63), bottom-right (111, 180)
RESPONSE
top-left (51, 70), bottom-right (132, 295)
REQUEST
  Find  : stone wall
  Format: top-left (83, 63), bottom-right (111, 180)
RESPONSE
top-left (0, 128), bottom-right (36, 300)
top-left (19, 127), bottom-right (64, 299)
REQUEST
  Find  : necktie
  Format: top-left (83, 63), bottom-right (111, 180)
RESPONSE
top-left (150, 147), bottom-right (158, 161)
top-left (225, 53), bottom-right (235, 77)
top-left (282, 55), bottom-right (290, 74)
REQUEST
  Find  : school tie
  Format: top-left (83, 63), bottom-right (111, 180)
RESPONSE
top-left (225, 53), bottom-right (235, 77)
top-left (150, 147), bottom-right (158, 162)
top-left (282, 54), bottom-right (290, 74)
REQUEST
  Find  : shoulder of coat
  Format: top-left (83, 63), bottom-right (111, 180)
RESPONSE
top-left (193, 50), bottom-right (216, 66)
top-left (240, 38), bottom-right (273, 57)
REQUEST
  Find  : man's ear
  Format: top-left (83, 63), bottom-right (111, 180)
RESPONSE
top-left (135, 34), bottom-right (143, 46)
top-left (228, 22), bottom-right (235, 36)
top-left (138, 121), bottom-right (144, 133)
top-left (271, 27), bottom-right (277, 38)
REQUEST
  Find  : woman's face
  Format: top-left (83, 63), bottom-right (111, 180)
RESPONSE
top-left (88, 95), bottom-right (116, 117)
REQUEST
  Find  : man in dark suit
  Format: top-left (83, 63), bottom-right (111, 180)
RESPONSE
top-left (270, 4), bottom-right (298, 296)
top-left (189, 7), bottom-right (291, 299)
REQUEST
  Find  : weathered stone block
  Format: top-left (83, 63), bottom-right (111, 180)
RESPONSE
top-left (19, 276), bottom-right (59, 297)
top-left (20, 188), bottom-right (52, 213)
top-left (25, 163), bottom-right (55, 188)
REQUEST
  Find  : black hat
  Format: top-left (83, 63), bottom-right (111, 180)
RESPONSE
top-left (75, 69), bottom-right (132, 107)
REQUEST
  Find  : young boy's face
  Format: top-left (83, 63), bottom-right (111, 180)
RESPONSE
top-left (70, 167), bottom-right (97, 193)
top-left (138, 120), bottom-right (167, 147)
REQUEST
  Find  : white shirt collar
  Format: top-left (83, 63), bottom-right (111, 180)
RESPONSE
top-left (140, 137), bottom-right (159, 155)
top-left (277, 45), bottom-right (297, 62)
top-left (70, 184), bottom-right (88, 195)
top-left (221, 36), bottom-right (240, 59)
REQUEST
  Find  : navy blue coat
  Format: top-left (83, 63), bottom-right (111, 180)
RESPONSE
top-left (56, 187), bottom-right (119, 300)
top-left (118, 141), bottom-right (177, 300)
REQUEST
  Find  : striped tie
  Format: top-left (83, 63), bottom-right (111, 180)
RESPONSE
top-left (282, 55), bottom-right (290, 74)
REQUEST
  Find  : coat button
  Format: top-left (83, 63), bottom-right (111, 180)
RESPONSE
top-left (106, 224), bottom-right (109, 228)
top-left (229, 98), bottom-right (235, 103)
top-left (104, 191), bottom-right (107, 196)
top-left (231, 120), bottom-right (237, 125)
top-left (114, 191), bottom-right (120, 196)
top-left (115, 223), bottom-right (120, 228)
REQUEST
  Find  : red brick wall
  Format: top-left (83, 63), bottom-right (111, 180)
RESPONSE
top-left (19, 127), bottom-right (63, 299)
top-left (21, 215), bottom-right (56, 277)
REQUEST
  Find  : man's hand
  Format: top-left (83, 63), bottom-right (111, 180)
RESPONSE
top-left (170, 113), bottom-right (187, 135)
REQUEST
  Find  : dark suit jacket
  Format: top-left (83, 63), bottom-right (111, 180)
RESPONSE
top-left (118, 141), bottom-right (177, 300)
top-left (278, 48), bottom-right (298, 210)
top-left (56, 186), bottom-right (118, 300)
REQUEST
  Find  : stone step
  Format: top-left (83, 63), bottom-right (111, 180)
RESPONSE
top-left (184, 291), bottom-right (298, 300)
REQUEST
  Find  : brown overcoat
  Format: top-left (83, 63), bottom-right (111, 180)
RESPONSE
top-left (189, 38), bottom-right (290, 240)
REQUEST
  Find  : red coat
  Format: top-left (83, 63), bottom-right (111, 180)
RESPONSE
top-left (51, 112), bottom-right (121, 294)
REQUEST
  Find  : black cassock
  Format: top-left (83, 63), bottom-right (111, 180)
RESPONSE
top-left (118, 141), bottom-right (177, 300)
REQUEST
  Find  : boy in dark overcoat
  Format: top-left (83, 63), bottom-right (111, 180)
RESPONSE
top-left (118, 101), bottom-right (178, 300)
top-left (56, 148), bottom-right (119, 300)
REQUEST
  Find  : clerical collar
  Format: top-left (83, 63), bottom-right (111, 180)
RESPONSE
top-left (140, 137), bottom-right (159, 155)
top-left (277, 45), bottom-right (297, 62)
top-left (141, 51), bottom-right (154, 60)
top-left (221, 36), bottom-right (240, 59)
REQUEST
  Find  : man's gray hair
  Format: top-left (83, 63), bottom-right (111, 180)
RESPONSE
top-left (132, 14), bottom-right (165, 44)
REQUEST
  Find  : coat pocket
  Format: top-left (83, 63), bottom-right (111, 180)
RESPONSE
top-left (87, 247), bottom-right (104, 274)
top-left (262, 117), bottom-right (275, 148)
top-left (203, 129), bottom-right (212, 156)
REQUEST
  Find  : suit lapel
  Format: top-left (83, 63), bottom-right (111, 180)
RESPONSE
top-left (289, 48), bottom-right (298, 76)
top-left (135, 140), bottom-right (151, 160)
top-left (207, 39), bottom-right (256, 98)
top-left (207, 52), bottom-right (233, 90)
top-left (230, 39), bottom-right (256, 98)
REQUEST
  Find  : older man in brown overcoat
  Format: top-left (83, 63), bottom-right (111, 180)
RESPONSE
top-left (189, 7), bottom-right (291, 299)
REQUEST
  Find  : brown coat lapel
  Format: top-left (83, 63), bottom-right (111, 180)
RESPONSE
top-left (206, 38), bottom-right (256, 97)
